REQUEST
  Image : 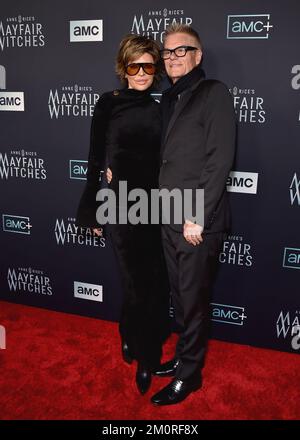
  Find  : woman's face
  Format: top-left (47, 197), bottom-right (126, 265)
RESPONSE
top-left (125, 53), bottom-right (155, 91)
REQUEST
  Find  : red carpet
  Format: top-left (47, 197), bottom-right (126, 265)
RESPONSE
top-left (0, 300), bottom-right (299, 420)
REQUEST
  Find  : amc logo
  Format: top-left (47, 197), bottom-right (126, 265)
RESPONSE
top-left (70, 20), bottom-right (103, 42)
top-left (211, 303), bottom-right (247, 326)
top-left (2, 214), bottom-right (32, 234)
top-left (283, 248), bottom-right (300, 270)
top-left (227, 14), bottom-right (273, 39)
top-left (69, 160), bottom-right (88, 180)
top-left (227, 171), bottom-right (258, 194)
top-left (0, 92), bottom-right (25, 111)
top-left (69, 159), bottom-right (103, 181)
top-left (74, 281), bottom-right (103, 302)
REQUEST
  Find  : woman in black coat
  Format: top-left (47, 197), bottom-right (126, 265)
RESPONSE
top-left (77, 34), bottom-right (170, 395)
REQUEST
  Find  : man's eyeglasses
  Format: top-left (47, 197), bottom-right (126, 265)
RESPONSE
top-left (125, 63), bottom-right (156, 76)
top-left (160, 46), bottom-right (199, 60)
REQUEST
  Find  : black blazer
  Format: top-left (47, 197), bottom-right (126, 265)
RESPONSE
top-left (159, 78), bottom-right (236, 233)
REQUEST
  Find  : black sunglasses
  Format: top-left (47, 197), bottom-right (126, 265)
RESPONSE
top-left (125, 63), bottom-right (156, 76)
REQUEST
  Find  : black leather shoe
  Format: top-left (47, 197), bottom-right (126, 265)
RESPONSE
top-left (152, 358), bottom-right (179, 377)
top-left (151, 376), bottom-right (202, 406)
top-left (136, 363), bottom-right (152, 395)
top-left (121, 340), bottom-right (133, 364)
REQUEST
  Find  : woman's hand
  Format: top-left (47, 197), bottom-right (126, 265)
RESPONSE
top-left (106, 167), bottom-right (112, 183)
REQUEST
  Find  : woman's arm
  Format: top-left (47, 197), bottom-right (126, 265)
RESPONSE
top-left (76, 93), bottom-right (111, 228)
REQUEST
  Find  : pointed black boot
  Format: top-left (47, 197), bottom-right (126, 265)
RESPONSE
top-left (121, 340), bottom-right (133, 364)
top-left (136, 363), bottom-right (152, 395)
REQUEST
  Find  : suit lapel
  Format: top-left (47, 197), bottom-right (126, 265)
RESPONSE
top-left (162, 77), bottom-right (205, 151)
top-left (163, 89), bottom-right (193, 143)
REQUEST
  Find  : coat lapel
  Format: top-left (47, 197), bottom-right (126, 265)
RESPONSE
top-left (163, 89), bottom-right (193, 143)
top-left (162, 77), bottom-right (205, 153)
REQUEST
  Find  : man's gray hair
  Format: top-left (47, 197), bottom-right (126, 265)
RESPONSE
top-left (163, 23), bottom-right (203, 51)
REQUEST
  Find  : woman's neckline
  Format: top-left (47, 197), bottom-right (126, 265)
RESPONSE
top-left (121, 87), bottom-right (152, 96)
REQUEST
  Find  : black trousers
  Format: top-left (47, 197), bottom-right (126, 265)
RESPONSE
top-left (162, 225), bottom-right (223, 380)
top-left (110, 223), bottom-right (170, 369)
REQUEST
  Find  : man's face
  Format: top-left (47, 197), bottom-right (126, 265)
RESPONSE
top-left (163, 33), bottom-right (202, 83)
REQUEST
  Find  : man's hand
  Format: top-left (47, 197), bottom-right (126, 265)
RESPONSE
top-left (106, 167), bottom-right (112, 183)
top-left (183, 220), bottom-right (204, 246)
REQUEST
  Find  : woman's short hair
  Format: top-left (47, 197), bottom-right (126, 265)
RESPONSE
top-left (116, 34), bottom-right (162, 85)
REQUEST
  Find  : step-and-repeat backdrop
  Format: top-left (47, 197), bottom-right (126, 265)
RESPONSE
top-left (1, 0), bottom-right (299, 353)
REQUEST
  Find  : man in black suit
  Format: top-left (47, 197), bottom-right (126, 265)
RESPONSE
top-left (151, 24), bottom-right (236, 405)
